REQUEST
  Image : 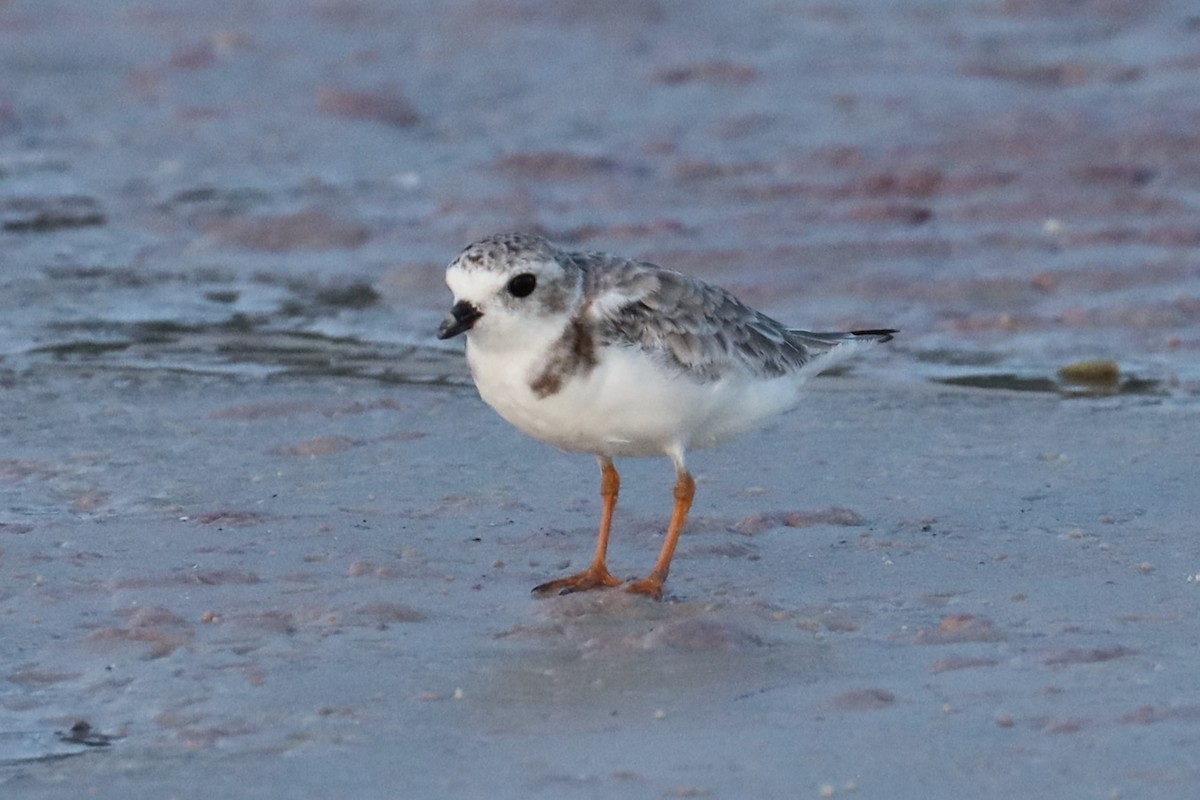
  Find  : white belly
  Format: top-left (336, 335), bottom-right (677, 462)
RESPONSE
top-left (467, 340), bottom-right (803, 457)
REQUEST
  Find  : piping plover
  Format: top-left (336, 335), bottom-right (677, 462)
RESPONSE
top-left (437, 233), bottom-right (895, 599)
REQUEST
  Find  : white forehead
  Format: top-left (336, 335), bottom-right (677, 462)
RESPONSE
top-left (445, 262), bottom-right (508, 302)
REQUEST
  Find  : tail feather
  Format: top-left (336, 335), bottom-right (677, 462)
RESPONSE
top-left (786, 328), bottom-right (898, 351)
top-left (849, 328), bottom-right (897, 343)
top-left (778, 327), bottom-right (897, 379)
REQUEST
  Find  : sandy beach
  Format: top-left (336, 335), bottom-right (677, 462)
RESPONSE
top-left (2, 1), bottom-right (1199, 798)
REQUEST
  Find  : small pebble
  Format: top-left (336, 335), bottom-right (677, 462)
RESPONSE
top-left (1058, 359), bottom-right (1120, 386)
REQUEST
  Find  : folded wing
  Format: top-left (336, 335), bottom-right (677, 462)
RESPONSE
top-left (579, 254), bottom-right (887, 382)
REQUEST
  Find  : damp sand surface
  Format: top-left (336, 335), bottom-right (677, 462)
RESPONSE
top-left (2, 370), bottom-right (1199, 799)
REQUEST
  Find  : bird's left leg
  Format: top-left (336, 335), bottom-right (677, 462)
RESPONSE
top-left (627, 456), bottom-right (695, 601)
top-left (532, 456), bottom-right (623, 595)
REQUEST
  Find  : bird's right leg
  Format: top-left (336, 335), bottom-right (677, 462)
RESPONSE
top-left (532, 456), bottom-right (622, 595)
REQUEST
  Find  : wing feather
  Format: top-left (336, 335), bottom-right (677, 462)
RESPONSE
top-left (579, 254), bottom-right (833, 381)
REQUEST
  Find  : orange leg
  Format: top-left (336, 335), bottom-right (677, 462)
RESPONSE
top-left (532, 457), bottom-right (623, 595)
top-left (627, 468), bottom-right (695, 601)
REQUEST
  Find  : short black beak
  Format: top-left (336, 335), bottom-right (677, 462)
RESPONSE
top-left (436, 300), bottom-right (482, 340)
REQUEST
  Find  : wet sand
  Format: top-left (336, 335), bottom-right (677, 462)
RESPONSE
top-left (3, 369), bottom-right (1199, 798)
top-left (2, 1), bottom-right (1200, 798)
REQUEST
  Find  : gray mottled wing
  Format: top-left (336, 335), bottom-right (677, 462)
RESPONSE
top-left (575, 253), bottom-right (834, 381)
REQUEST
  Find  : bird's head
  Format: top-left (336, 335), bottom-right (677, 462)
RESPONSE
top-left (437, 233), bottom-right (584, 348)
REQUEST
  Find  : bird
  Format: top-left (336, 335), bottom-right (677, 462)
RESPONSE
top-left (436, 232), bottom-right (894, 600)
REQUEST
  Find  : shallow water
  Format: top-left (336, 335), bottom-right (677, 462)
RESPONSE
top-left (2, 0), bottom-right (1198, 397)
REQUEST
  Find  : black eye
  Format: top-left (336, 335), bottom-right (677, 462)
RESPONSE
top-left (507, 273), bottom-right (537, 298)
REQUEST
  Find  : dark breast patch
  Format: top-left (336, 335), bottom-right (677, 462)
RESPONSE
top-left (530, 314), bottom-right (599, 398)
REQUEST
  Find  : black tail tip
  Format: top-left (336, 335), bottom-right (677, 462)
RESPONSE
top-left (851, 328), bottom-right (898, 343)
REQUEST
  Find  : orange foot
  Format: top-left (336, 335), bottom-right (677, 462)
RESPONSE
top-left (625, 574), bottom-right (665, 601)
top-left (532, 564), bottom-right (622, 596)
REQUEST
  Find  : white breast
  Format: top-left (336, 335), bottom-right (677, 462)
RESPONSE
top-left (466, 337), bottom-right (805, 458)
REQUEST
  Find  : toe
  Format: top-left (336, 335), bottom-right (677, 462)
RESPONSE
top-left (532, 566), bottom-right (621, 596)
top-left (625, 576), bottom-right (664, 601)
